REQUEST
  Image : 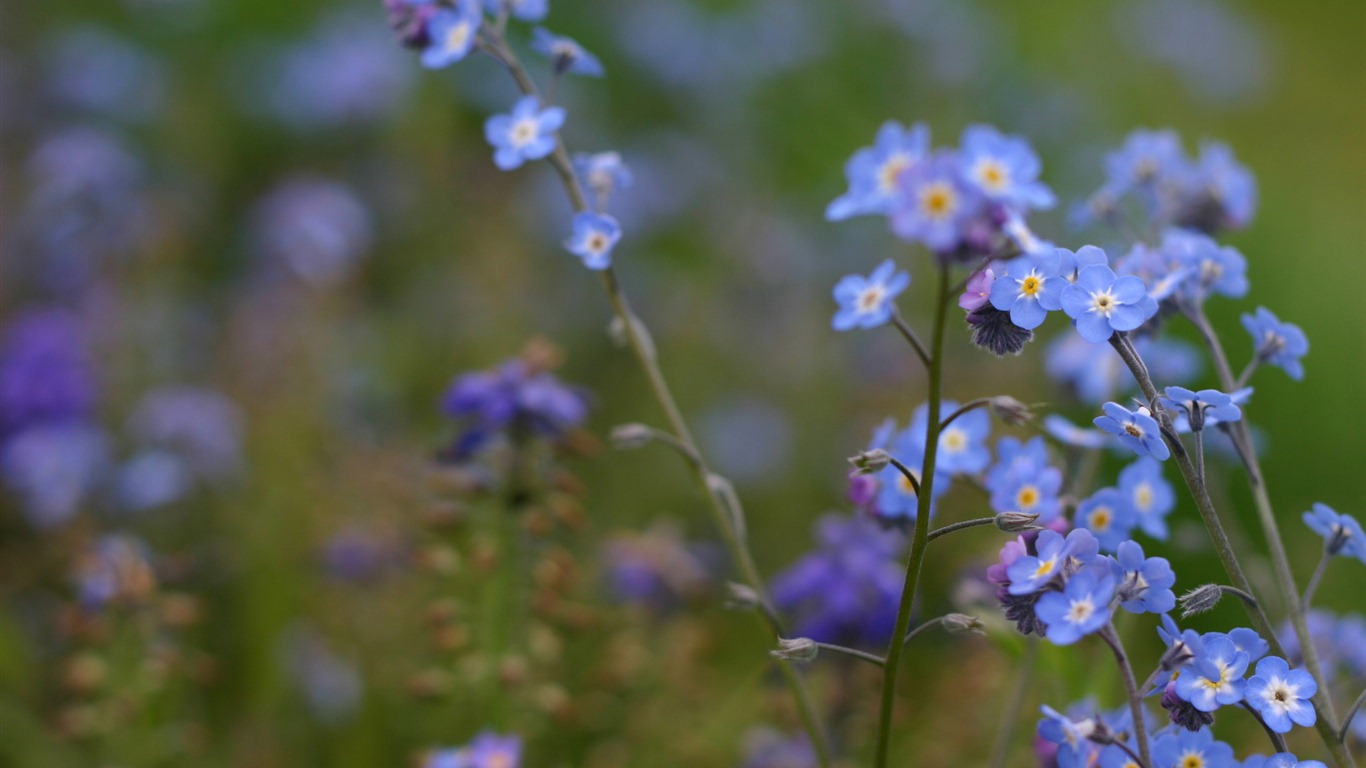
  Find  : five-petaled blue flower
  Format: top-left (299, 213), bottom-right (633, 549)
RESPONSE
top-left (890, 153), bottom-right (978, 252)
top-left (831, 259), bottom-right (910, 331)
top-left (1109, 540), bottom-right (1175, 614)
top-left (958, 124), bottom-right (1055, 210)
top-left (1117, 458), bottom-right (1174, 540)
top-left (910, 400), bottom-right (991, 475)
top-left (986, 436), bottom-right (1064, 521)
top-left (1175, 634), bottom-right (1249, 712)
top-left (1094, 403), bottom-right (1170, 461)
top-left (988, 252), bottom-right (1064, 330)
top-left (485, 96), bottom-right (565, 170)
top-left (563, 212), bottom-right (621, 270)
top-left (1149, 728), bottom-right (1235, 768)
top-left (826, 121), bottom-right (930, 221)
top-left (574, 151), bottom-right (632, 200)
top-left (1302, 503), bottom-right (1366, 562)
top-left (1060, 264), bottom-right (1157, 343)
top-left (421, 0), bottom-right (483, 69)
top-left (1160, 386), bottom-right (1242, 433)
top-left (1245, 657), bottom-right (1317, 735)
top-left (1035, 569), bottom-right (1115, 645)
top-left (1241, 307), bottom-right (1309, 381)
top-left (531, 28), bottom-right (604, 76)
top-left (1007, 528), bottom-right (1099, 596)
top-left (1077, 488), bottom-right (1135, 552)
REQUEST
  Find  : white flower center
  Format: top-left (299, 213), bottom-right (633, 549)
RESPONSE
top-left (510, 118), bottom-right (539, 148)
top-left (941, 428), bottom-right (967, 453)
top-left (1134, 483), bottom-right (1153, 512)
top-left (973, 157), bottom-right (1010, 192)
top-left (585, 233), bottom-right (609, 255)
top-left (1066, 597), bottom-right (1095, 624)
top-left (1089, 290), bottom-right (1118, 317)
top-left (857, 285), bottom-right (886, 313)
top-left (877, 153), bottom-right (912, 192)
top-left (1261, 678), bottom-right (1298, 714)
top-left (444, 22), bottom-right (472, 53)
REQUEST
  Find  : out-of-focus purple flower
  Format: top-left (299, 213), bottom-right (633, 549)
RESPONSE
top-left (770, 514), bottom-right (905, 647)
top-left (280, 625), bottom-right (363, 725)
top-left (114, 450), bottom-right (192, 512)
top-left (2, 424), bottom-right (110, 529)
top-left (322, 527), bottom-right (407, 583)
top-left (422, 1), bottom-right (483, 69)
top-left (741, 727), bottom-right (818, 768)
top-left (441, 358), bottom-right (589, 461)
top-left (603, 523), bottom-right (715, 610)
top-left (75, 534), bottom-right (156, 609)
top-left (43, 27), bottom-right (166, 123)
top-left (0, 309), bottom-right (99, 437)
top-left (125, 386), bottom-right (244, 482)
top-left (251, 176), bottom-right (373, 288)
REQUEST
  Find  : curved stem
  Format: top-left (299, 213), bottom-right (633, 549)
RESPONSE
top-left (901, 615), bottom-right (947, 645)
top-left (874, 265), bottom-right (951, 768)
top-left (1113, 741), bottom-right (1149, 768)
top-left (1100, 625), bottom-right (1153, 768)
top-left (1302, 549), bottom-right (1331, 612)
top-left (988, 639), bottom-right (1037, 768)
top-left (812, 642), bottom-right (886, 668)
top-left (887, 456), bottom-right (922, 497)
top-left (939, 398), bottom-right (992, 431)
top-left (891, 311), bottom-right (932, 369)
top-left (1183, 306), bottom-right (1352, 767)
top-left (480, 26), bottom-right (833, 767)
top-left (927, 516), bottom-right (996, 543)
top-left (1340, 687), bottom-right (1366, 744)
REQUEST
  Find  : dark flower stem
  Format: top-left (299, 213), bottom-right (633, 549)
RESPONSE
top-left (1112, 741), bottom-right (1148, 768)
top-left (1302, 549), bottom-right (1331, 611)
top-left (988, 639), bottom-right (1038, 768)
top-left (1100, 625), bottom-right (1153, 768)
top-left (891, 311), bottom-right (932, 368)
top-left (1241, 701), bottom-right (1290, 753)
top-left (939, 398), bottom-right (992, 431)
top-left (887, 456), bottom-right (922, 496)
top-left (927, 516), bottom-right (997, 542)
top-left (874, 265), bottom-right (951, 768)
top-left (901, 615), bottom-right (948, 645)
top-left (479, 27), bottom-right (833, 767)
top-left (1182, 305), bottom-right (1353, 767)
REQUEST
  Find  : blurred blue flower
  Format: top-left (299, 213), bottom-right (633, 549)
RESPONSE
top-left (1094, 403), bottom-right (1169, 461)
top-left (1035, 569), bottom-right (1115, 645)
top-left (603, 523), bottom-right (715, 610)
top-left (251, 177), bottom-right (373, 288)
top-left (280, 626), bottom-right (363, 725)
top-left (574, 151), bottom-right (632, 204)
top-left (1059, 264), bottom-right (1156, 343)
top-left (126, 386), bottom-right (244, 483)
top-left (986, 436), bottom-right (1062, 522)
top-left (1117, 458), bottom-right (1174, 540)
top-left (889, 152), bottom-right (978, 252)
top-left (2, 424), bottom-right (110, 530)
top-left (485, 96), bottom-right (565, 170)
top-left (43, 27), bottom-right (165, 122)
top-left (422, 2), bottom-right (483, 69)
top-left (1159, 228), bottom-right (1248, 302)
top-left (1193, 140), bottom-right (1258, 229)
top-left (831, 259), bottom-right (909, 331)
top-left (1302, 503), bottom-right (1366, 562)
top-left (563, 212), bottom-right (621, 270)
top-left (1245, 656), bottom-right (1317, 733)
top-left (1150, 728), bottom-right (1235, 768)
top-left (0, 309), bottom-right (99, 437)
top-left (465, 732), bottom-right (522, 768)
top-left (1036, 705), bottom-right (1097, 768)
top-left (441, 358), bottom-right (588, 461)
top-left (958, 124), bottom-right (1054, 210)
top-left (827, 121), bottom-right (931, 221)
top-left (1241, 307), bottom-right (1308, 381)
top-left (321, 527), bottom-right (406, 583)
top-left (740, 727), bottom-right (817, 768)
top-left (1042, 414), bottom-right (1109, 450)
top-left (531, 28), bottom-right (603, 76)
top-left (483, 0), bottom-right (547, 22)
top-left (911, 400), bottom-right (990, 475)
top-left (114, 450), bottom-right (192, 513)
top-left (1077, 488), bottom-right (1135, 552)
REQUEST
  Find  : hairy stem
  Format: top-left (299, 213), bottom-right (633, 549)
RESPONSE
top-left (874, 265), bottom-right (951, 768)
top-left (1100, 625), bottom-right (1153, 768)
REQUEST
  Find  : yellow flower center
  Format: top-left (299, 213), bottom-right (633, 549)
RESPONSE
top-left (1089, 506), bottom-right (1112, 531)
top-left (919, 182), bottom-right (956, 219)
top-left (1134, 483), bottom-right (1153, 511)
top-left (1016, 485), bottom-right (1040, 510)
top-left (1124, 423), bottom-right (1143, 438)
top-left (1019, 274), bottom-right (1043, 297)
top-left (897, 471), bottom-right (920, 495)
top-left (942, 428), bottom-right (967, 452)
top-left (1181, 753), bottom-right (1205, 768)
top-left (878, 154), bottom-right (912, 192)
top-left (1033, 558), bottom-right (1055, 579)
top-left (975, 159), bottom-right (1009, 191)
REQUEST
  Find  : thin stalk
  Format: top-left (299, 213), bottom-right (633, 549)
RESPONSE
top-left (1302, 550), bottom-right (1331, 611)
top-left (874, 265), bottom-right (951, 768)
top-left (891, 311), bottom-right (932, 369)
top-left (988, 639), bottom-right (1038, 768)
top-left (812, 642), bottom-right (886, 668)
top-left (479, 27), bottom-right (832, 766)
top-left (1340, 687), bottom-right (1366, 744)
top-left (939, 398), bottom-right (992, 431)
top-left (1113, 742), bottom-right (1148, 768)
top-left (1193, 429), bottom-right (1205, 487)
top-left (927, 516), bottom-right (996, 543)
top-left (887, 456), bottom-right (922, 496)
top-left (1100, 625), bottom-right (1152, 768)
top-left (1241, 701), bottom-right (1290, 753)
top-left (901, 615), bottom-right (948, 645)
top-left (1183, 305), bottom-right (1352, 767)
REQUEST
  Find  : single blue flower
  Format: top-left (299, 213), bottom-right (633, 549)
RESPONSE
top-left (1060, 264), bottom-right (1157, 343)
top-left (2, 424), bottom-right (110, 530)
top-left (1042, 414), bottom-right (1109, 450)
top-left (1194, 140), bottom-right (1257, 230)
top-left (482, 0), bottom-right (547, 22)
top-left (1055, 245), bottom-right (1108, 283)
top-left (826, 121), bottom-right (930, 221)
top-left (1159, 228), bottom-right (1248, 301)
top-left (988, 251), bottom-right (1065, 330)
top-left (1168, 387), bottom-right (1251, 434)
top-left (442, 358), bottom-right (589, 460)
top-left (1094, 403), bottom-right (1170, 461)
top-left (831, 259), bottom-right (910, 331)
top-left (1245, 656), bottom-right (1317, 734)
top-left (1104, 128), bottom-right (1188, 193)
top-left (1035, 569), bottom-right (1115, 645)
top-left (1077, 488), bottom-right (1136, 552)
top-left (573, 151), bottom-right (632, 199)
top-left (465, 731), bottom-right (523, 768)
top-left (531, 28), bottom-right (604, 76)
top-left (484, 96), bottom-right (565, 170)
top-left (1110, 540), bottom-right (1176, 614)
top-left (1150, 728), bottom-right (1235, 768)
top-left (986, 436), bottom-right (1064, 521)
top-left (1118, 458), bottom-right (1175, 540)
top-left (909, 400), bottom-right (990, 475)
top-left (1175, 634), bottom-right (1249, 712)
top-left (1155, 613), bottom-right (1205, 687)
top-left (1037, 705), bottom-right (1098, 768)
top-left (1160, 386), bottom-right (1242, 433)
top-left (889, 151), bottom-right (979, 252)
top-left (958, 124), bottom-right (1055, 210)
top-left (420, 1), bottom-right (483, 69)
top-left (563, 212), bottom-right (621, 270)
top-left (1302, 503), bottom-right (1366, 562)
top-left (1007, 528), bottom-right (1099, 596)
top-left (1241, 307), bottom-right (1308, 381)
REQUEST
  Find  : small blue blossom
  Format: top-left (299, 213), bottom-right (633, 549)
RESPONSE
top-left (1150, 728), bottom-right (1235, 768)
top-left (1094, 403), bottom-right (1170, 461)
top-left (1159, 228), bottom-right (1248, 301)
top-left (889, 152), bottom-right (979, 252)
top-left (1055, 245), bottom-right (1108, 283)
top-left (573, 151), bottom-right (632, 201)
top-left (1160, 386), bottom-right (1242, 433)
top-left (1060, 263), bottom-right (1157, 343)
top-left (1193, 140), bottom-right (1257, 231)
top-left (1245, 656), bottom-right (1317, 734)
top-left (484, 96), bottom-right (565, 170)
top-left (957, 124), bottom-right (1055, 210)
top-left (531, 28), bottom-right (604, 76)
top-left (1110, 540), bottom-right (1176, 614)
top-left (420, 1), bottom-right (483, 69)
top-left (1117, 458), bottom-right (1175, 540)
top-left (482, 0), bottom-right (547, 22)
top-left (1175, 634), bottom-right (1250, 712)
top-left (1241, 307), bottom-right (1308, 381)
top-left (1077, 488), bottom-right (1136, 552)
top-left (1007, 528), bottom-right (1099, 596)
top-left (988, 251), bottom-right (1065, 330)
top-left (1104, 128), bottom-right (1187, 193)
top-left (910, 400), bottom-right (990, 475)
top-left (442, 356), bottom-right (589, 461)
top-left (1042, 414), bottom-right (1109, 449)
top-left (563, 212), bottom-right (621, 270)
top-left (1302, 503), bottom-right (1366, 562)
top-left (826, 121), bottom-right (930, 221)
top-left (1035, 569), bottom-right (1115, 645)
top-left (1217, 627), bottom-right (1270, 664)
top-left (466, 731), bottom-right (523, 768)
top-left (986, 436), bottom-right (1063, 521)
top-left (831, 259), bottom-right (910, 331)
top-left (1, 424), bottom-right (110, 530)
top-left (1037, 705), bottom-right (1098, 768)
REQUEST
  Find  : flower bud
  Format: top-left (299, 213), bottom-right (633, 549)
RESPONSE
top-left (994, 511), bottom-right (1043, 533)
top-left (942, 613), bottom-right (985, 635)
top-left (610, 423), bottom-right (654, 450)
top-left (848, 449), bottom-right (891, 475)
top-left (723, 582), bottom-right (761, 612)
top-left (988, 396), bottom-right (1033, 426)
top-left (770, 637), bottom-right (818, 663)
top-left (1178, 584), bottom-right (1223, 619)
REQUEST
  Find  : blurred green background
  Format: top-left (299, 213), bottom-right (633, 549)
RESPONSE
top-left (0, 0), bottom-right (1362, 765)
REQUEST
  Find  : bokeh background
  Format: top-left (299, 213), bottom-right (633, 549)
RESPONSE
top-left (0, 0), bottom-right (1362, 765)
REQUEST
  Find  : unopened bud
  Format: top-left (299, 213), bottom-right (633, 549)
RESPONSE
top-left (994, 511), bottom-right (1043, 533)
top-left (988, 396), bottom-right (1033, 426)
top-left (1178, 584), bottom-right (1223, 619)
top-left (770, 637), bottom-right (818, 663)
top-left (848, 449), bottom-right (891, 475)
top-left (723, 582), bottom-right (761, 612)
top-left (610, 423), bottom-right (654, 450)
top-left (942, 613), bottom-right (985, 635)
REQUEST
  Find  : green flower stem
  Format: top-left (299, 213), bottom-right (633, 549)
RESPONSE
top-left (891, 311), bottom-right (932, 368)
top-left (926, 516), bottom-right (997, 543)
top-left (1112, 332), bottom-right (1353, 767)
top-left (1182, 305), bottom-right (1353, 767)
top-left (812, 642), bottom-right (887, 668)
top-left (901, 615), bottom-right (948, 645)
top-left (1340, 687), bottom-right (1366, 744)
top-left (1302, 549), bottom-right (1331, 611)
top-left (1100, 625), bottom-right (1153, 768)
top-left (480, 26), bottom-right (833, 766)
top-left (874, 265), bottom-right (951, 768)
